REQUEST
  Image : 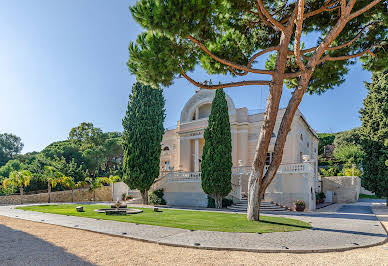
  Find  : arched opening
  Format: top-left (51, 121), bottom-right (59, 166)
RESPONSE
top-left (163, 146), bottom-right (170, 151)
top-left (198, 103), bottom-right (212, 119)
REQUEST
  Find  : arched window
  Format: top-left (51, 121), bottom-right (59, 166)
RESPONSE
top-left (300, 134), bottom-right (303, 141)
top-left (163, 146), bottom-right (170, 151)
top-left (198, 103), bottom-right (212, 119)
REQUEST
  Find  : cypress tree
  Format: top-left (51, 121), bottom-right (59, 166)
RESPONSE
top-left (201, 89), bottom-right (232, 209)
top-left (122, 82), bottom-right (165, 204)
top-left (359, 71), bottom-right (388, 205)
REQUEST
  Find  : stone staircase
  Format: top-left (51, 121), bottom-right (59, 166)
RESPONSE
top-left (227, 199), bottom-right (288, 212)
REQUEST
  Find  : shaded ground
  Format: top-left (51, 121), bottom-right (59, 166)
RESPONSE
top-left (0, 215), bottom-right (387, 266)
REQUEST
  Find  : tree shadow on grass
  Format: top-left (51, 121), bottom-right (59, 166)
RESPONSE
top-left (0, 224), bottom-right (94, 266)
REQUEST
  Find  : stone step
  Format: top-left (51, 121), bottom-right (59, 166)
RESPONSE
top-left (227, 201), bottom-right (287, 212)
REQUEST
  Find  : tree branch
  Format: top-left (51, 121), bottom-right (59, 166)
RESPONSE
top-left (228, 46), bottom-right (280, 76)
top-left (327, 21), bottom-right (382, 51)
top-left (256, 0), bottom-right (286, 32)
top-left (303, 0), bottom-right (340, 20)
top-left (248, 46), bottom-right (280, 68)
top-left (294, 0), bottom-right (306, 71)
top-left (319, 44), bottom-right (382, 63)
top-left (179, 65), bottom-right (270, 90)
top-left (188, 35), bottom-right (273, 75)
top-left (348, 0), bottom-right (383, 21)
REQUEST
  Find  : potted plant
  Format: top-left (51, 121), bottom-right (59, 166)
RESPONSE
top-left (318, 192), bottom-right (326, 204)
top-left (315, 192), bottom-right (321, 205)
top-left (121, 193), bottom-right (127, 201)
top-left (295, 200), bottom-right (305, 212)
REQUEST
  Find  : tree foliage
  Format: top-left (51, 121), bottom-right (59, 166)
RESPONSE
top-left (201, 89), bottom-right (232, 208)
top-left (317, 133), bottom-right (336, 155)
top-left (0, 133), bottom-right (24, 166)
top-left (122, 82), bottom-right (165, 204)
top-left (359, 70), bottom-right (388, 201)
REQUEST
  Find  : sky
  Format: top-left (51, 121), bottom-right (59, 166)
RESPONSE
top-left (0, 0), bottom-right (372, 153)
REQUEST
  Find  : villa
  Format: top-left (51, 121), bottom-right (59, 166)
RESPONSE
top-left (152, 89), bottom-right (320, 210)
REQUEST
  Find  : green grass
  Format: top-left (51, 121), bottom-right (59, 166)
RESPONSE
top-left (359, 193), bottom-right (383, 199)
top-left (17, 204), bottom-right (311, 233)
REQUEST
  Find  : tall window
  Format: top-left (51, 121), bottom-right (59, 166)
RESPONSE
top-left (164, 161), bottom-right (170, 171)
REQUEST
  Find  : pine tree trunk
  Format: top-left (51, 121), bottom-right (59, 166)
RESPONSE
top-left (48, 184), bottom-right (51, 203)
top-left (246, 29), bottom-right (292, 221)
top-left (141, 190), bottom-right (148, 205)
top-left (247, 172), bottom-right (260, 220)
top-left (20, 187), bottom-right (24, 205)
top-left (214, 195), bottom-right (223, 209)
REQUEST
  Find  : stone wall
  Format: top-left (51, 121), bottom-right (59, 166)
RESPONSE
top-left (0, 186), bottom-right (112, 205)
top-left (321, 176), bottom-right (360, 203)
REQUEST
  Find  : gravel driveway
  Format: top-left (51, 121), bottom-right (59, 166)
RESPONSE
top-left (0, 213), bottom-right (387, 266)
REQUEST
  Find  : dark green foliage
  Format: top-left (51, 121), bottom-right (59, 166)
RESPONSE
top-left (201, 89), bottom-right (232, 206)
top-left (122, 82), bottom-right (165, 198)
top-left (334, 128), bottom-right (362, 147)
top-left (0, 125), bottom-right (124, 195)
top-left (317, 133), bottom-right (336, 155)
top-left (148, 189), bottom-right (166, 205)
top-left (69, 122), bottom-right (103, 148)
top-left (0, 133), bottom-right (23, 166)
top-left (207, 196), bottom-right (233, 208)
top-left (129, 0), bottom-right (387, 91)
top-left (359, 71), bottom-right (388, 200)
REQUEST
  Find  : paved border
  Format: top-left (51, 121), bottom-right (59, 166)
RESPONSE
top-left (0, 203), bottom-right (387, 253)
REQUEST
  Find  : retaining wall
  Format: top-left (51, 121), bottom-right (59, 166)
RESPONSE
top-left (321, 176), bottom-right (360, 203)
top-left (0, 186), bottom-right (112, 205)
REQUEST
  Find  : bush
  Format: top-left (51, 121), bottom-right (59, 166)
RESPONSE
top-left (316, 192), bottom-right (326, 200)
top-left (295, 200), bottom-right (305, 207)
top-left (148, 189), bottom-right (166, 205)
top-left (320, 166), bottom-right (340, 177)
top-left (121, 193), bottom-right (127, 201)
top-left (207, 196), bottom-right (233, 208)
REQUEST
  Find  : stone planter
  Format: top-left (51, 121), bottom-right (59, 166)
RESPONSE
top-left (295, 205), bottom-right (305, 212)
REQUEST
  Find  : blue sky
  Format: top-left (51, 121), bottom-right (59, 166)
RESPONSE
top-left (0, 1), bottom-right (371, 153)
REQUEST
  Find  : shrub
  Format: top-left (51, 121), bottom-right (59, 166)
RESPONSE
top-left (121, 193), bottom-right (127, 201)
top-left (316, 192), bottom-right (326, 200)
top-left (295, 200), bottom-right (305, 207)
top-left (148, 189), bottom-right (166, 205)
top-left (207, 196), bottom-right (233, 208)
top-left (320, 166), bottom-right (340, 177)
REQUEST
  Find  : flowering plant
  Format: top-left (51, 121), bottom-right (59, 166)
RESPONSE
top-left (295, 200), bottom-right (305, 207)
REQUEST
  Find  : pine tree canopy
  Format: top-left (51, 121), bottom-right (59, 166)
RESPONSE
top-left (359, 71), bottom-right (388, 198)
top-left (122, 82), bottom-right (165, 193)
top-left (129, 0), bottom-right (387, 93)
top-left (201, 89), bottom-right (233, 199)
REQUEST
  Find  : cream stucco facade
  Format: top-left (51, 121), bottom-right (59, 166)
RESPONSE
top-left (155, 89), bottom-right (320, 210)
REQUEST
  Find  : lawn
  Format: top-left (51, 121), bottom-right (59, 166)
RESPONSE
top-left (17, 204), bottom-right (311, 233)
top-left (359, 193), bottom-right (383, 199)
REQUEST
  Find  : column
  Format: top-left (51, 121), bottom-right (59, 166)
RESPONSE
top-left (194, 138), bottom-right (199, 172)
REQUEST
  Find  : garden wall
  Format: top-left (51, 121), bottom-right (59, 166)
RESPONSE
top-left (321, 176), bottom-right (360, 203)
top-left (0, 186), bottom-right (112, 205)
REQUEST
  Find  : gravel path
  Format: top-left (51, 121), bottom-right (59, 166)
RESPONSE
top-left (0, 202), bottom-right (386, 252)
top-left (0, 215), bottom-right (387, 266)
